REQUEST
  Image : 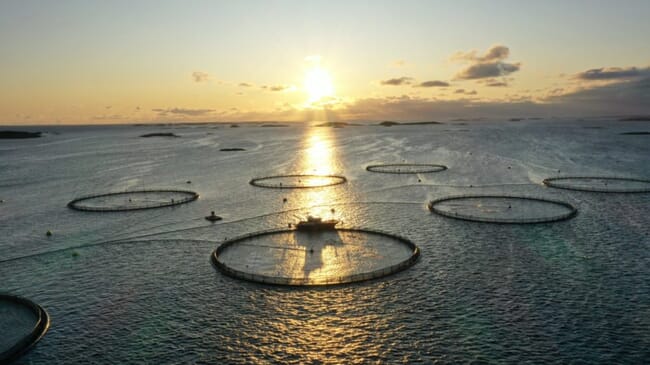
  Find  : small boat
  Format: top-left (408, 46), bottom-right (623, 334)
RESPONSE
top-left (295, 216), bottom-right (338, 231)
top-left (205, 211), bottom-right (222, 222)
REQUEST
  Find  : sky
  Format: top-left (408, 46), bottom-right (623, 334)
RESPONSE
top-left (1, 0), bottom-right (649, 124)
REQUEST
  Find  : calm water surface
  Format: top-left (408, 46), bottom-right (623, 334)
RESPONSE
top-left (1, 120), bottom-right (649, 363)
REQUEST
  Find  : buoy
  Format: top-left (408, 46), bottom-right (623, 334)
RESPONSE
top-left (418, 179), bottom-right (421, 182)
top-left (283, 198), bottom-right (287, 203)
top-left (186, 180), bottom-right (192, 184)
top-left (71, 251), bottom-right (79, 257)
top-left (206, 211), bottom-right (222, 222)
top-left (330, 208), bottom-right (335, 213)
top-left (46, 230), bottom-right (52, 237)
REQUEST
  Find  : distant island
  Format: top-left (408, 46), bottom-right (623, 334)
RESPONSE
top-left (220, 147), bottom-right (246, 151)
top-left (620, 131), bottom-right (650, 135)
top-left (261, 124), bottom-right (289, 128)
top-left (0, 130), bottom-right (42, 139)
top-left (140, 132), bottom-right (179, 138)
top-left (379, 121), bottom-right (442, 127)
top-left (619, 116), bottom-right (650, 121)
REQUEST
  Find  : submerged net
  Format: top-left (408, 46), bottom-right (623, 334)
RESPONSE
top-left (543, 176), bottom-right (650, 193)
top-left (428, 195), bottom-right (577, 224)
top-left (249, 174), bottom-right (347, 189)
top-left (366, 163), bottom-right (447, 174)
top-left (67, 189), bottom-right (199, 212)
top-left (0, 294), bottom-right (50, 363)
top-left (212, 228), bottom-right (419, 286)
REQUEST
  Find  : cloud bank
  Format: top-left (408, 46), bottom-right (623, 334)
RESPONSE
top-left (152, 108), bottom-right (215, 116)
top-left (574, 66), bottom-right (649, 81)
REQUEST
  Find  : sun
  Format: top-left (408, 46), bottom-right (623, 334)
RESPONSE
top-left (304, 67), bottom-right (334, 103)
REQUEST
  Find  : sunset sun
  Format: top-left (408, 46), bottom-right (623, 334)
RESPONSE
top-left (304, 67), bottom-right (334, 103)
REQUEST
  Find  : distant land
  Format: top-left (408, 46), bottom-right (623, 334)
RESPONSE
top-left (619, 116), bottom-right (650, 122)
top-left (379, 121), bottom-right (442, 127)
top-left (220, 148), bottom-right (247, 151)
top-left (620, 131), bottom-right (650, 135)
top-left (140, 132), bottom-right (179, 138)
top-left (261, 124), bottom-right (289, 128)
top-left (0, 130), bottom-right (42, 139)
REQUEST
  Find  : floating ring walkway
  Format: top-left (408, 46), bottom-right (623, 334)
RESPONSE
top-left (211, 228), bottom-right (419, 286)
top-left (0, 294), bottom-right (50, 364)
top-left (67, 189), bottom-right (199, 212)
top-left (366, 163), bottom-right (447, 174)
top-left (543, 176), bottom-right (650, 193)
top-left (249, 174), bottom-right (347, 189)
top-left (428, 194), bottom-right (577, 224)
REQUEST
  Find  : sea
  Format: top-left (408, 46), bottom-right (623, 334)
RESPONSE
top-left (1, 119), bottom-right (649, 364)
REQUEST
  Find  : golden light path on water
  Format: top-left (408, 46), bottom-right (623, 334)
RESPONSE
top-left (258, 125), bottom-right (386, 361)
top-left (292, 125), bottom-right (344, 281)
top-left (267, 124), bottom-right (388, 358)
top-left (298, 125), bottom-right (342, 207)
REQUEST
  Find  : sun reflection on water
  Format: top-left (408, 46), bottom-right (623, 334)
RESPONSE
top-left (294, 126), bottom-right (346, 282)
top-left (295, 126), bottom-right (343, 218)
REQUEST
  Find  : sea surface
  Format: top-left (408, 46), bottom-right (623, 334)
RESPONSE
top-left (0, 119), bottom-right (649, 364)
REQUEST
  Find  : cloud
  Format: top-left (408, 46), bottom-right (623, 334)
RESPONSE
top-left (380, 77), bottom-right (414, 86)
top-left (456, 62), bottom-right (520, 80)
top-left (485, 80), bottom-right (509, 87)
top-left (392, 60), bottom-right (406, 67)
top-left (259, 85), bottom-right (293, 92)
top-left (453, 45), bottom-right (521, 80)
top-left (238, 82), bottom-right (253, 87)
top-left (454, 89), bottom-right (477, 95)
top-left (191, 71), bottom-right (210, 83)
top-left (152, 108), bottom-right (215, 116)
top-left (414, 80), bottom-right (450, 87)
top-left (573, 66), bottom-right (649, 81)
top-left (453, 45), bottom-right (510, 62)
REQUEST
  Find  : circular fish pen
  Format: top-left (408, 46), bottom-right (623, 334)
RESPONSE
top-left (67, 189), bottom-right (199, 212)
top-left (543, 176), bottom-right (650, 193)
top-left (366, 163), bottom-right (447, 174)
top-left (249, 174), bottom-right (347, 189)
top-left (0, 294), bottom-right (50, 364)
top-left (212, 228), bottom-right (420, 286)
top-left (428, 195), bottom-right (577, 224)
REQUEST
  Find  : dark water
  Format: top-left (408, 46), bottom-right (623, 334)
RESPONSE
top-left (0, 120), bottom-right (649, 363)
